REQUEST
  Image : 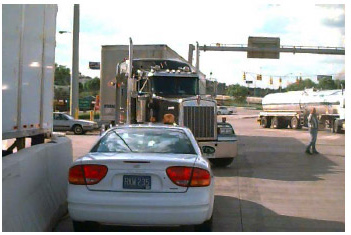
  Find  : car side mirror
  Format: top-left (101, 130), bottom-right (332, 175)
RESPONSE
top-left (202, 146), bottom-right (215, 154)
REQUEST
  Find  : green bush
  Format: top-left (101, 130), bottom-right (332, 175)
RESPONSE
top-left (78, 112), bottom-right (100, 120)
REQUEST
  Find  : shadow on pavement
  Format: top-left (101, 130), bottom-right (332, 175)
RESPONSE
top-left (213, 195), bottom-right (344, 232)
top-left (212, 135), bottom-right (340, 181)
top-left (64, 132), bottom-right (100, 136)
top-left (54, 195), bottom-right (344, 232)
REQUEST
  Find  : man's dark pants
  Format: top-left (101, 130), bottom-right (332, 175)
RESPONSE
top-left (306, 128), bottom-right (318, 153)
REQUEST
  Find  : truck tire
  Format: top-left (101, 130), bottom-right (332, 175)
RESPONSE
top-left (209, 158), bottom-right (234, 167)
top-left (271, 117), bottom-right (280, 129)
top-left (73, 124), bottom-right (84, 135)
top-left (333, 120), bottom-right (342, 133)
top-left (290, 117), bottom-right (301, 129)
top-left (261, 117), bottom-right (271, 128)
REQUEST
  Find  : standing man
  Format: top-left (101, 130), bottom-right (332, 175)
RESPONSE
top-left (306, 107), bottom-right (319, 154)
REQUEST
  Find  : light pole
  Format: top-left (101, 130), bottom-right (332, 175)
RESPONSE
top-left (70, 4), bottom-right (80, 118)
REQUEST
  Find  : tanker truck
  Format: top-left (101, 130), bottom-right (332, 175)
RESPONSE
top-left (99, 40), bottom-right (238, 167)
top-left (258, 88), bottom-right (345, 133)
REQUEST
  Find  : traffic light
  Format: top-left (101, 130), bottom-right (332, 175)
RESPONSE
top-left (243, 72), bottom-right (246, 80)
top-left (257, 74), bottom-right (262, 80)
top-left (296, 77), bottom-right (299, 84)
top-left (279, 77), bottom-right (282, 84)
top-left (270, 77), bottom-right (273, 85)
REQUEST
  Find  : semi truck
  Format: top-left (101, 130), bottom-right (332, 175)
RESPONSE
top-left (99, 39), bottom-right (238, 167)
top-left (258, 88), bottom-right (345, 133)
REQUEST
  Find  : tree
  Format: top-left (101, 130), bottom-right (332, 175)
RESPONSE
top-left (318, 77), bottom-right (337, 90)
top-left (54, 63), bottom-right (71, 86)
top-left (84, 77), bottom-right (100, 91)
top-left (79, 82), bottom-right (84, 92)
top-left (286, 79), bottom-right (317, 91)
top-left (226, 84), bottom-right (249, 103)
top-left (335, 79), bottom-right (345, 90)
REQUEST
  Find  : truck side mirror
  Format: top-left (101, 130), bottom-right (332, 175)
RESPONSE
top-left (202, 146), bottom-right (215, 154)
top-left (100, 124), bottom-right (106, 136)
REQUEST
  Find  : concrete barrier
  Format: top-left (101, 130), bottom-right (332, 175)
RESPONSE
top-left (2, 136), bottom-right (73, 231)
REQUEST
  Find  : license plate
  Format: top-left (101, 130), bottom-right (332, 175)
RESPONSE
top-left (123, 175), bottom-right (151, 190)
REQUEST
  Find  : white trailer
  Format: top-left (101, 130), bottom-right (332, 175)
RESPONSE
top-left (2, 5), bottom-right (74, 232)
top-left (258, 89), bottom-right (345, 133)
top-left (2, 4), bottom-right (57, 152)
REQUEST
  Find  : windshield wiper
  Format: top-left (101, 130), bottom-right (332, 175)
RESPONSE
top-left (113, 131), bottom-right (134, 152)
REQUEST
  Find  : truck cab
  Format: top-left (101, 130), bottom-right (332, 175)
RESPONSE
top-left (104, 57), bottom-right (238, 167)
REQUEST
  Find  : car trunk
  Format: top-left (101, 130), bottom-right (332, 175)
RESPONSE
top-left (80, 152), bottom-right (198, 193)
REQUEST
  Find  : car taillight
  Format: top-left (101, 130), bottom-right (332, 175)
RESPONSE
top-left (69, 164), bottom-right (108, 185)
top-left (166, 166), bottom-right (211, 187)
top-left (190, 167), bottom-right (211, 187)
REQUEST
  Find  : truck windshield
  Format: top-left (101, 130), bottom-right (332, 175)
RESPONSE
top-left (151, 76), bottom-right (198, 97)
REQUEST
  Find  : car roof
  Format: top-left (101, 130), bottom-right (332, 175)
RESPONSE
top-left (108, 123), bottom-right (189, 132)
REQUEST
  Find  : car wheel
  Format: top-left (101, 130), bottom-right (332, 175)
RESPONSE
top-left (73, 125), bottom-right (84, 135)
top-left (194, 215), bottom-right (213, 232)
top-left (72, 221), bottom-right (100, 232)
top-left (217, 111), bottom-right (221, 115)
top-left (209, 158), bottom-right (234, 167)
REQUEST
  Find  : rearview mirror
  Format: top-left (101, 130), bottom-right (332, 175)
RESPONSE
top-left (202, 146), bottom-right (215, 154)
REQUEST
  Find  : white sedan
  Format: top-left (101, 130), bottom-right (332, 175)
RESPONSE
top-left (67, 124), bottom-right (215, 231)
top-left (217, 106), bottom-right (235, 115)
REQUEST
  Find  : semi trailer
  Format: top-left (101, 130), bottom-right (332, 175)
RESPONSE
top-left (258, 88), bottom-right (345, 133)
top-left (2, 4), bottom-right (57, 153)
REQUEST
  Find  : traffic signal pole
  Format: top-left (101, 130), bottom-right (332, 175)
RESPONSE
top-left (189, 44), bottom-right (345, 56)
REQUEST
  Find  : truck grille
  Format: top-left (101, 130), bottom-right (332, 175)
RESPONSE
top-left (183, 106), bottom-right (215, 140)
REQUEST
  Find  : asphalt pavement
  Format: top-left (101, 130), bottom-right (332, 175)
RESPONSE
top-left (54, 107), bottom-right (345, 232)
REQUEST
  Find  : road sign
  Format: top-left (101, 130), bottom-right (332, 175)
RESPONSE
top-left (89, 62), bottom-right (100, 70)
top-left (246, 80), bottom-right (253, 84)
top-left (317, 75), bottom-right (332, 81)
top-left (247, 37), bottom-right (280, 59)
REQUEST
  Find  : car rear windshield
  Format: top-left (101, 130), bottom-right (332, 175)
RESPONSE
top-left (91, 128), bottom-right (196, 154)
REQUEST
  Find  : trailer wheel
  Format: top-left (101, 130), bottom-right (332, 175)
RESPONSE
top-left (333, 120), bottom-right (342, 133)
top-left (290, 117), bottom-right (301, 129)
top-left (260, 117), bottom-right (271, 128)
top-left (272, 117), bottom-right (280, 129)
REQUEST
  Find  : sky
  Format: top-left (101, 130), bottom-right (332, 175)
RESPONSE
top-left (54, 1), bottom-right (346, 89)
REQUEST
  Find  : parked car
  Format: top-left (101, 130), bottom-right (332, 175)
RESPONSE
top-left (67, 125), bottom-right (215, 231)
top-left (53, 112), bottom-right (98, 135)
top-left (217, 106), bottom-right (235, 115)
